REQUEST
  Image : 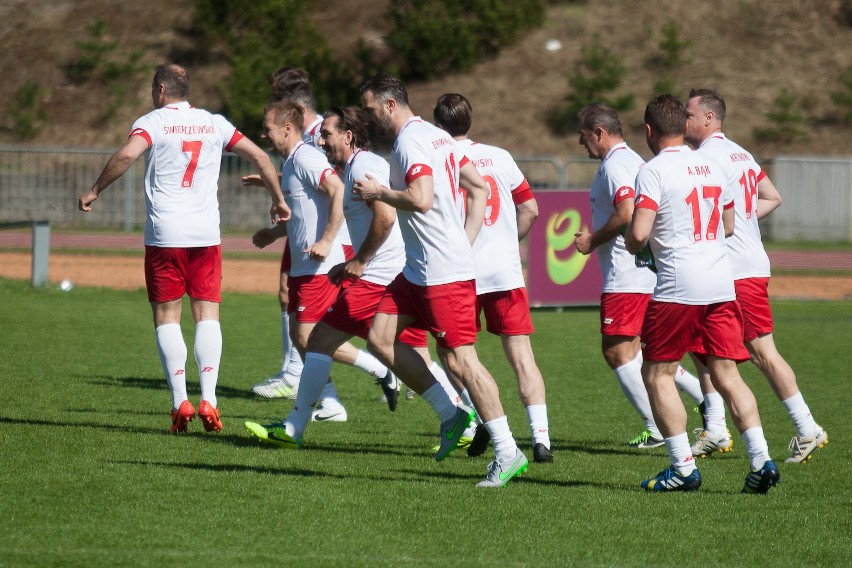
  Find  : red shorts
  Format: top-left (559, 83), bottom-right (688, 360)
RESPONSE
top-left (144, 245), bottom-right (221, 303)
top-left (377, 274), bottom-right (478, 349)
top-left (735, 277), bottom-right (774, 341)
top-left (321, 279), bottom-right (428, 347)
top-left (600, 292), bottom-right (651, 336)
top-left (641, 300), bottom-right (750, 363)
top-left (287, 274), bottom-right (341, 323)
top-left (476, 288), bottom-right (535, 336)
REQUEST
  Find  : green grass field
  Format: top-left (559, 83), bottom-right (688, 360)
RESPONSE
top-left (1, 278), bottom-right (850, 567)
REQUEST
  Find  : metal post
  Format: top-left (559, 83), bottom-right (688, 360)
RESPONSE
top-left (31, 220), bottom-right (50, 287)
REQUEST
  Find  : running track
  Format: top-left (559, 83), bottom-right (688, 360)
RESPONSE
top-left (1, 230), bottom-right (851, 270)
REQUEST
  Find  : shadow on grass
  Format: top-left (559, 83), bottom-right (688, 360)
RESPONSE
top-left (112, 459), bottom-right (400, 482)
top-left (85, 374), bottom-right (259, 400)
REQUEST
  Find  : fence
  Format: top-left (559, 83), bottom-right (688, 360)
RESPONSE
top-left (1, 146), bottom-right (849, 241)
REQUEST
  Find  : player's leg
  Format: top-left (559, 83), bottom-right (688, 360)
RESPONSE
top-left (688, 354), bottom-right (733, 457)
top-left (501, 334), bottom-right (552, 462)
top-left (703, 301), bottom-right (778, 493)
top-left (146, 246), bottom-right (194, 433)
top-left (189, 298), bottom-right (223, 432)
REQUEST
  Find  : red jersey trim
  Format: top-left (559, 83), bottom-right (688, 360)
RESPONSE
top-left (511, 180), bottom-right (534, 205)
top-left (635, 194), bottom-right (658, 211)
top-left (225, 129), bottom-right (245, 152)
top-left (129, 128), bottom-right (152, 147)
top-left (612, 185), bottom-right (635, 206)
top-left (459, 155), bottom-right (470, 169)
top-left (319, 167), bottom-right (337, 185)
top-left (757, 169), bottom-right (767, 182)
top-left (723, 200), bottom-right (735, 210)
top-left (405, 163), bottom-right (432, 185)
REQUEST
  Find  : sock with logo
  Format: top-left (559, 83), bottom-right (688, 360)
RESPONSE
top-left (742, 426), bottom-right (772, 471)
top-left (665, 432), bottom-right (696, 476)
top-left (421, 382), bottom-right (458, 423)
top-left (194, 320), bottom-right (222, 408)
top-left (484, 415), bottom-right (518, 463)
top-left (353, 349), bottom-right (389, 379)
top-left (613, 352), bottom-right (661, 438)
top-left (674, 365), bottom-right (704, 405)
top-left (156, 323), bottom-right (188, 410)
top-left (782, 392), bottom-right (819, 438)
top-left (526, 404), bottom-right (551, 449)
top-left (286, 352), bottom-right (333, 437)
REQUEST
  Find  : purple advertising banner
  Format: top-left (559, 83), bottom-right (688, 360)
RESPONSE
top-left (526, 190), bottom-right (602, 307)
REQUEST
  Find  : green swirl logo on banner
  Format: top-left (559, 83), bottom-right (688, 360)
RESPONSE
top-left (546, 209), bottom-right (590, 285)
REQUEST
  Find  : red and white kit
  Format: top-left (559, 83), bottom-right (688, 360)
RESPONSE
top-left (699, 133), bottom-right (773, 340)
top-left (634, 145), bottom-right (747, 362)
top-left (590, 142), bottom-right (657, 294)
top-left (130, 100), bottom-right (243, 247)
top-left (378, 117), bottom-right (477, 348)
top-left (456, 138), bottom-right (535, 336)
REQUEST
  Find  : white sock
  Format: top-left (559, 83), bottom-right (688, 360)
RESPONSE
top-left (782, 392), bottom-right (819, 438)
top-left (194, 320), bottom-right (222, 408)
top-left (742, 426), bottom-right (772, 471)
top-left (526, 404), bottom-right (551, 448)
top-left (458, 389), bottom-right (476, 420)
top-left (613, 352), bottom-right (660, 438)
top-left (156, 323), bottom-right (188, 410)
top-left (286, 352), bottom-right (333, 437)
top-left (280, 311), bottom-right (292, 373)
top-left (353, 349), bottom-right (389, 378)
top-left (484, 415), bottom-right (518, 462)
top-left (285, 343), bottom-right (304, 379)
top-left (665, 432), bottom-right (696, 476)
top-left (703, 392), bottom-right (727, 434)
top-left (429, 362), bottom-right (461, 404)
top-left (674, 365), bottom-right (704, 405)
top-left (421, 382), bottom-right (458, 422)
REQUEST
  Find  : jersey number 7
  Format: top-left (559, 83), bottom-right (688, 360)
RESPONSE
top-left (181, 140), bottom-right (202, 188)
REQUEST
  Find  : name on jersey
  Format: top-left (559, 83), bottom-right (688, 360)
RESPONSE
top-left (730, 152), bottom-right (750, 162)
top-left (163, 125), bottom-right (215, 135)
top-left (471, 157), bottom-right (494, 168)
top-left (431, 137), bottom-right (454, 149)
top-left (687, 164), bottom-right (712, 177)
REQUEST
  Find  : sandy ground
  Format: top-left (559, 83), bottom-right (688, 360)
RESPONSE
top-left (1, 251), bottom-right (851, 300)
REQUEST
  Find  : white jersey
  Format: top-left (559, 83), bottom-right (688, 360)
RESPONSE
top-left (343, 149), bottom-right (405, 285)
top-left (302, 114), bottom-right (352, 247)
top-left (698, 133), bottom-right (771, 280)
top-left (281, 141), bottom-right (345, 277)
top-left (390, 117), bottom-right (475, 286)
top-left (130, 101), bottom-right (243, 247)
top-left (456, 139), bottom-right (529, 293)
top-left (589, 142), bottom-right (657, 293)
top-left (634, 145), bottom-right (736, 304)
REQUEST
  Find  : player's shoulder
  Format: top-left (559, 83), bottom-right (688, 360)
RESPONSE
top-left (351, 149), bottom-right (390, 176)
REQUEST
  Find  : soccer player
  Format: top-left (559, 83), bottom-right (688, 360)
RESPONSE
top-left (244, 106), bottom-right (457, 447)
top-left (572, 102), bottom-right (705, 449)
top-left (249, 74), bottom-right (391, 420)
top-left (78, 64), bottom-right (290, 433)
top-left (685, 88), bottom-right (828, 463)
top-left (357, 73), bottom-right (528, 487)
top-left (243, 100), bottom-right (399, 423)
top-left (432, 93), bottom-right (553, 463)
top-left (626, 94), bottom-right (779, 493)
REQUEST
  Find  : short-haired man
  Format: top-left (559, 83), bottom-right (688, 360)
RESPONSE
top-left (626, 94), bottom-right (779, 493)
top-left (357, 73), bottom-right (528, 487)
top-left (244, 106), bottom-right (459, 448)
top-left (685, 88), bottom-right (827, 463)
top-left (78, 64), bottom-right (290, 433)
top-left (573, 102), bottom-right (705, 449)
top-left (433, 93), bottom-right (553, 463)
